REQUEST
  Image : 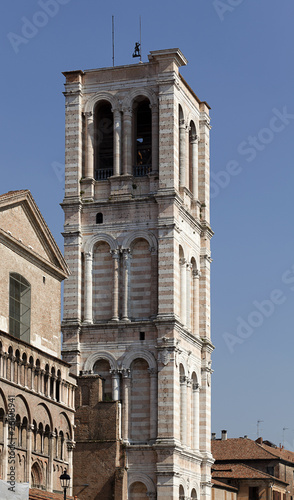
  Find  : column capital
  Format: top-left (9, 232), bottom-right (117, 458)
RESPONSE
top-left (84, 111), bottom-right (93, 119)
top-left (193, 382), bottom-right (200, 391)
top-left (67, 440), bottom-right (76, 451)
top-left (85, 251), bottom-right (93, 261)
top-left (122, 106), bottom-right (132, 116)
top-left (193, 269), bottom-right (201, 278)
top-left (50, 432), bottom-right (56, 439)
top-left (112, 106), bottom-right (122, 115)
top-left (121, 368), bottom-right (131, 378)
top-left (180, 257), bottom-right (187, 266)
top-left (149, 102), bottom-right (159, 112)
top-left (199, 116), bottom-right (211, 129)
top-left (179, 118), bottom-right (186, 129)
top-left (190, 133), bottom-right (198, 143)
top-left (122, 248), bottom-right (131, 259)
top-left (110, 249), bottom-right (120, 259)
top-left (180, 375), bottom-right (188, 384)
top-left (148, 368), bottom-right (157, 377)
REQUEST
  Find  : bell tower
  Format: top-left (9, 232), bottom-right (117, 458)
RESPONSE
top-left (62, 48), bottom-right (214, 500)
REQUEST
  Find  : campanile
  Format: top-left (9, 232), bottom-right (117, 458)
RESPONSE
top-left (62, 48), bottom-right (214, 500)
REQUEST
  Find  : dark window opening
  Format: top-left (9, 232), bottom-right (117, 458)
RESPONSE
top-left (9, 273), bottom-right (31, 343)
top-left (133, 99), bottom-right (152, 177)
top-left (94, 101), bottom-right (113, 180)
top-left (249, 487), bottom-right (259, 500)
top-left (56, 380), bottom-right (60, 402)
top-left (140, 332), bottom-right (145, 341)
top-left (96, 212), bottom-right (103, 224)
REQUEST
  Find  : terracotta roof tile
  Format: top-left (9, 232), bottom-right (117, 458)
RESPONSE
top-left (211, 438), bottom-right (278, 461)
top-left (212, 478), bottom-right (238, 491)
top-left (212, 463), bottom-right (287, 484)
top-left (260, 443), bottom-right (294, 464)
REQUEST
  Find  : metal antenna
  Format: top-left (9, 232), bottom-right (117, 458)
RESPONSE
top-left (282, 427), bottom-right (288, 448)
top-left (257, 420), bottom-right (264, 439)
top-left (112, 15), bottom-right (115, 67)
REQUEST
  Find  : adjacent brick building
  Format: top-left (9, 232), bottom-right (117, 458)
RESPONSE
top-left (211, 433), bottom-right (294, 500)
top-left (0, 190), bottom-right (76, 496)
top-left (62, 48), bottom-right (214, 499)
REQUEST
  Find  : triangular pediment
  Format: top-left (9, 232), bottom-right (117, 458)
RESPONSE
top-left (0, 190), bottom-right (68, 278)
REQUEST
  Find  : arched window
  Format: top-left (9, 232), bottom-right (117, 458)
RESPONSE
top-left (94, 101), bottom-right (114, 180)
top-left (9, 273), bottom-right (31, 342)
top-left (179, 105), bottom-right (186, 189)
top-left (189, 121), bottom-right (198, 198)
top-left (0, 408), bottom-right (4, 443)
top-left (21, 417), bottom-right (28, 449)
top-left (58, 431), bottom-right (64, 460)
top-left (191, 487), bottom-right (197, 499)
top-left (33, 420), bottom-right (37, 451)
top-left (133, 98), bottom-right (152, 177)
top-left (179, 246), bottom-right (186, 324)
top-left (96, 212), bottom-right (103, 224)
top-left (15, 414), bottom-right (21, 446)
top-left (179, 485), bottom-right (185, 500)
top-left (44, 425), bottom-right (50, 455)
top-left (179, 364), bottom-right (187, 445)
top-left (31, 462), bottom-right (42, 489)
top-left (56, 370), bottom-right (61, 402)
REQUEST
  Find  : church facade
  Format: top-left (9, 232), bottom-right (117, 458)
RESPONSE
top-left (62, 48), bottom-right (214, 500)
top-left (0, 189), bottom-right (76, 495)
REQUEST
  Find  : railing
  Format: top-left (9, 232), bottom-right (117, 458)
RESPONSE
top-left (133, 164), bottom-right (151, 177)
top-left (95, 168), bottom-right (113, 180)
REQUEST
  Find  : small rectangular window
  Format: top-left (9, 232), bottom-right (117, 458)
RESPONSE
top-left (140, 332), bottom-right (145, 341)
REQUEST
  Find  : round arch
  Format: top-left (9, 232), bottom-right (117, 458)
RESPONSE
top-left (190, 255), bottom-right (200, 273)
top-left (36, 403), bottom-right (53, 431)
top-left (15, 394), bottom-right (31, 425)
top-left (190, 483), bottom-right (200, 499)
top-left (187, 109), bottom-right (200, 128)
top-left (122, 88), bottom-right (158, 110)
top-left (84, 351), bottom-right (117, 372)
top-left (128, 472), bottom-right (156, 496)
top-left (0, 387), bottom-right (8, 413)
top-left (122, 348), bottom-right (157, 371)
top-left (84, 233), bottom-right (118, 254)
top-left (31, 461), bottom-right (43, 489)
top-left (84, 91), bottom-right (120, 114)
top-left (59, 411), bottom-right (73, 440)
top-left (122, 230), bottom-right (157, 253)
top-left (191, 369), bottom-right (200, 386)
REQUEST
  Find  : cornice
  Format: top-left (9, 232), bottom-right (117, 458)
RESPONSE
top-left (200, 221), bottom-right (214, 239)
top-left (0, 191), bottom-right (69, 276)
top-left (0, 230), bottom-right (68, 281)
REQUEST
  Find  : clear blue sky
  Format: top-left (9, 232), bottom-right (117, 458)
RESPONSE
top-left (1, 0), bottom-right (294, 449)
